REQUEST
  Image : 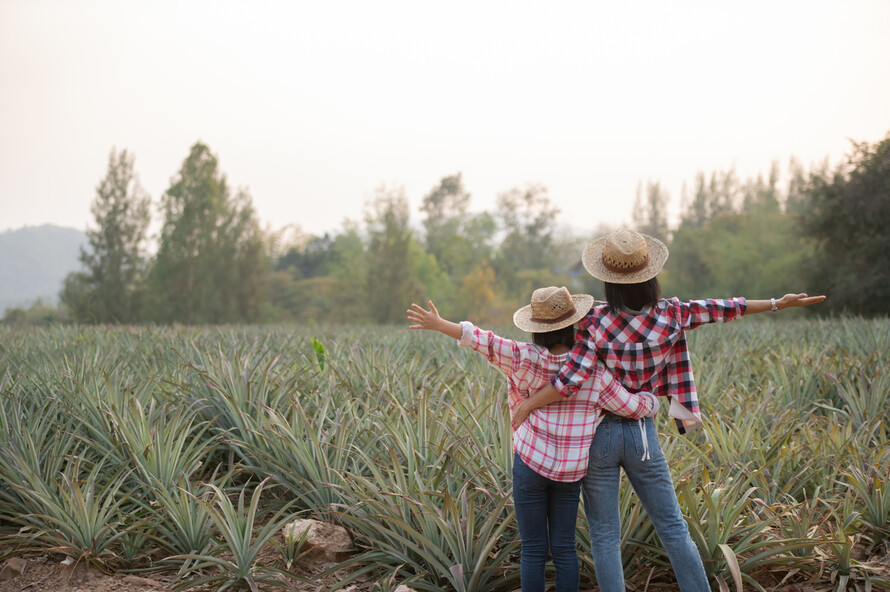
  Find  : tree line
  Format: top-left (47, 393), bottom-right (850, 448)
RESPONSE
top-left (46, 133), bottom-right (890, 325)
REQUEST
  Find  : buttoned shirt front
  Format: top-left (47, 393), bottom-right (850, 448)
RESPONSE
top-left (458, 321), bottom-right (655, 482)
top-left (550, 297), bottom-right (747, 433)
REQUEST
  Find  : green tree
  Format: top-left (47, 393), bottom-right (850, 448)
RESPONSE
top-left (660, 223), bottom-right (712, 298)
top-left (411, 241), bottom-right (451, 305)
top-left (800, 134), bottom-right (890, 315)
top-left (785, 156), bottom-right (816, 215)
top-left (632, 180), bottom-right (670, 243)
top-left (420, 173), bottom-right (471, 265)
top-left (145, 143), bottom-right (267, 324)
top-left (462, 212), bottom-right (497, 262)
top-left (276, 234), bottom-right (335, 280)
top-left (325, 225), bottom-right (369, 321)
top-left (1, 299), bottom-right (67, 326)
top-left (682, 172), bottom-right (711, 229)
top-left (662, 161), bottom-right (813, 301)
top-left (417, 174), bottom-right (497, 312)
top-left (226, 190), bottom-right (269, 323)
top-left (267, 227), bottom-right (369, 324)
top-left (681, 168), bottom-right (740, 228)
top-left (708, 167), bottom-right (741, 219)
top-left (672, 210), bottom-right (808, 299)
top-left (741, 161), bottom-right (781, 214)
top-left (364, 186), bottom-right (423, 324)
top-left (456, 262), bottom-right (505, 325)
top-left (61, 148), bottom-right (150, 323)
top-left (493, 184), bottom-right (560, 294)
top-left (664, 174), bottom-right (718, 297)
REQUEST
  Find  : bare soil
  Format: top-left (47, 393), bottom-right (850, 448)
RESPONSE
top-left (2, 549), bottom-right (889, 592)
top-left (0, 552), bottom-right (364, 592)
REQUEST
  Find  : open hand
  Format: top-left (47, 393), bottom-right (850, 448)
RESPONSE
top-left (777, 293), bottom-right (827, 309)
top-left (407, 300), bottom-right (441, 330)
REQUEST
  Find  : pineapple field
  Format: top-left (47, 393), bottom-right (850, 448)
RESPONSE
top-left (0, 318), bottom-right (888, 591)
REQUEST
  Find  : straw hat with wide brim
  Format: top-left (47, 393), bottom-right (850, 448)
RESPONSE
top-left (513, 286), bottom-right (594, 333)
top-left (582, 229), bottom-right (669, 284)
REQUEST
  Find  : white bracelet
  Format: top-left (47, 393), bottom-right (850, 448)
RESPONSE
top-left (770, 297), bottom-right (778, 311)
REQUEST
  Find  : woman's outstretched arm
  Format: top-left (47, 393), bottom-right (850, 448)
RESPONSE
top-left (514, 292), bottom-right (828, 429)
top-left (744, 293), bottom-right (826, 314)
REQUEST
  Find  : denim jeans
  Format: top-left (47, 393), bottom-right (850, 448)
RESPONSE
top-left (513, 452), bottom-right (582, 592)
top-left (582, 415), bottom-right (710, 592)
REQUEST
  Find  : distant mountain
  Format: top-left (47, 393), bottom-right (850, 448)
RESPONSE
top-left (0, 225), bottom-right (87, 313)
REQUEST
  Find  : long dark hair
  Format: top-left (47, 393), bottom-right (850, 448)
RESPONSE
top-left (604, 277), bottom-right (661, 311)
top-left (532, 325), bottom-right (576, 350)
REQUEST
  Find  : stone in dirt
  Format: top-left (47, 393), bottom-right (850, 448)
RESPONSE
top-left (0, 557), bottom-right (27, 579)
top-left (122, 575), bottom-right (161, 588)
top-left (282, 518), bottom-right (352, 562)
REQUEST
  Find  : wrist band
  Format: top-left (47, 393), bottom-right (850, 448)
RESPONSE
top-left (770, 297), bottom-right (778, 311)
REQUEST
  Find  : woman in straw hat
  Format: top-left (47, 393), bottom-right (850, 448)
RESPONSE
top-left (408, 286), bottom-right (660, 592)
top-left (513, 228), bottom-right (826, 592)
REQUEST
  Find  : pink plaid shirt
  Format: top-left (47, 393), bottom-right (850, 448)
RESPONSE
top-left (551, 297), bottom-right (747, 433)
top-left (458, 321), bottom-right (656, 482)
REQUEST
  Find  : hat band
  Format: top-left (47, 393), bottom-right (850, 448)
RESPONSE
top-left (530, 306), bottom-right (577, 324)
top-left (602, 254), bottom-right (649, 275)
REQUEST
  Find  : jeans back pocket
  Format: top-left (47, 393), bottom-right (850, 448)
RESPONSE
top-left (588, 417), bottom-right (613, 462)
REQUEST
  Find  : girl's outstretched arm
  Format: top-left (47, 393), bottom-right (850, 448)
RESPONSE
top-left (744, 293), bottom-right (826, 314)
top-left (407, 300), bottom-right (462, 340)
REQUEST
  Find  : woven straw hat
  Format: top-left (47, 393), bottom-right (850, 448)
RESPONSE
top-left (581, 229), bottom-right (669, 284)
top-left (513, 286), bottom-right (594, 333)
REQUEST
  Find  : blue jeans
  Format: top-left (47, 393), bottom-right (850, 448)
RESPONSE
top-left (582, 415), bottom-right (710, 592)
top-left (513, 452), bottom-right (582, 592)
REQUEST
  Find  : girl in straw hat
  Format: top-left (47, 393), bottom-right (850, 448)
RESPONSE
top-left (514, 228), bottom-right (826, 592)
top-left (408, 286), bottom-right (660, 592)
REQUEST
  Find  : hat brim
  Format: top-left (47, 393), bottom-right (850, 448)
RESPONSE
top-left (581, 234), bottom-right (669, 284)
top-left (513, 294), bottom-right (595, 333)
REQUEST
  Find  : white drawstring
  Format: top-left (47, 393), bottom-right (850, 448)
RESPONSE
top-left (638, 418), bottom-right (651, 461)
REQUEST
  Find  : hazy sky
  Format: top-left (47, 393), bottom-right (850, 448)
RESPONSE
top-left (2, 0), bottom-right (889, 240)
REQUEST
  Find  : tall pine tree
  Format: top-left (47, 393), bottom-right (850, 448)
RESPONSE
top-left (145, 142), bottom-right (267, 324)
top-left (61, 148), bottom-right (150, 323)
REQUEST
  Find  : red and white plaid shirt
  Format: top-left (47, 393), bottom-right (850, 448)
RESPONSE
top-left (459, 321), bottom-right (656, 482)
top-left (551, 297), bottom-right (747, 433)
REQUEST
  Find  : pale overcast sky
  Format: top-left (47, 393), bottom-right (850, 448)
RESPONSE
top-left (2, 0), bottom-right (889, 239)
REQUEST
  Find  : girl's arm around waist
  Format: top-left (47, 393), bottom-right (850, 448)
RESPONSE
top-left (511, 363), bottom-right (658, 430)
top-left (598, 367), bottom-right (659, 418)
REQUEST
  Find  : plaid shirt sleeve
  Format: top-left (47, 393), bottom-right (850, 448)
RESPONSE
top-left (676, 297), bottom-right (747, 329)
top-left (662, 333), bottom-right (699, 433)
top-left (595, 364), bottom-right (656, 418)
top-left (550, 337), bottom-right (597, 396)
top-left (663, 297), bottom-right (745, 433)
top-left (458, 321), bottom-right (520, 375)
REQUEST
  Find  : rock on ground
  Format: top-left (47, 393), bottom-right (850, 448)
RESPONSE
top-left (283, 518), bottom-right (352, 562)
